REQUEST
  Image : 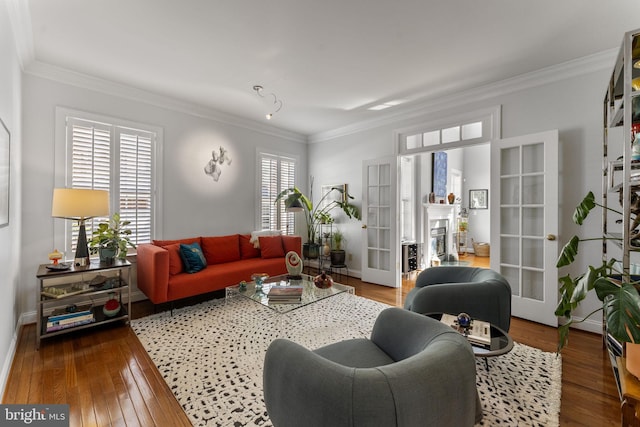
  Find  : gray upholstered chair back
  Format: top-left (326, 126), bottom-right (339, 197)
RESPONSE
top-left (404, 266), bottom-right (512, 332)
top-left (263, 307), bottom-right (480, 427)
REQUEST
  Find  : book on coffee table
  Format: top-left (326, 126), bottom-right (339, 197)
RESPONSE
top-left (268, 286), bottom-right (303, 298)
top-left (440, 313), bottom-right (491, 347)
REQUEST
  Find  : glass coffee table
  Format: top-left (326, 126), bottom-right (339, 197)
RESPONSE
top-left (225, 273), bottom-right (355, 314)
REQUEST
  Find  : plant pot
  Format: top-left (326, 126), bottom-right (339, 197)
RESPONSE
top-left (99, 247), bottom-right (117, 264)
top-left (303, 243), bottom-right (320, 259)
top-left (330, 250), bottom-right (346, 266)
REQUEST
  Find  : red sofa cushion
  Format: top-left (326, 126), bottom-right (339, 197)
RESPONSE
top-left (282, 235), bottom-right (301, 255)
top-left (201, 234), bottom-right (241, 264)
top-left (239, 234), bottom-right (261, 259)
top-left (260, 235), bottom-right (285, 259)
top-left (164, 243), bottom-right (184, 275)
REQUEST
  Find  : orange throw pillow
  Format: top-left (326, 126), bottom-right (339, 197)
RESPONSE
top-left (259, 235), bottom-right (285, 259)
top-left (165, 243), bottom-right (184, 275)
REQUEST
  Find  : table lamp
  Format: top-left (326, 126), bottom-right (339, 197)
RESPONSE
top-left (52, 188), bottom-right (109, 267)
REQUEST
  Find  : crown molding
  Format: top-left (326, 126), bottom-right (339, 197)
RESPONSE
top-left (23, 60), bottom-right (307, 144)
top-left (4, 0), bottom-right (35, 69)
top-left (308, 48), bottom-right (618, 144)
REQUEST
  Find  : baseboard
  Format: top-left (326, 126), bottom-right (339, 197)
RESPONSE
top-left (0, 313), bottom-right (25, 399)
top-left (562, 315), bottom-right (603, 335)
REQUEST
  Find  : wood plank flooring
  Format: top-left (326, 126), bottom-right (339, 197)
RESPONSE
top-left (3, 255), bottom-right (621, 426)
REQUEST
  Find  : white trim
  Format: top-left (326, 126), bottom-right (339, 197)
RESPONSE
top-left (0, 319), bottom-right (19, 399)
top-left (25, 61), bottom-right (307, 144)
top-left (310, 49), bottom-right (615, 143)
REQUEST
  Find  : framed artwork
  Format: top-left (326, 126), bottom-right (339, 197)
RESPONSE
top-left (432, 152), bottom-right (447, 197)
top-left (320, 184), bottom-right (347, 210)
top-left (469, 189), bottom-right (488, 209)
top-left (0, 117), bottom-right (8, 227)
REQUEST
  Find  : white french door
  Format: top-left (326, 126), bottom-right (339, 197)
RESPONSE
top-left (490, 130), bottom-right (559, 326)
top-left (361, 156), bottom-right (399, 287)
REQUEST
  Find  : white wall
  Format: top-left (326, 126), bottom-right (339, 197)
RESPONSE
top-left (0, 1), bottom-right (23, 393)
top-left (20, 74), bottom-right (308, 319)
top-left (309, 65), bottom-right (607, 333)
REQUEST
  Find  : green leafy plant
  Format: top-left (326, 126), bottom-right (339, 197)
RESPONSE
top-left (275, 186), bottom-right (361, 244)
top-left (332, 229), bottom-right (344, 251)
top-left (89, 213), bottom-right (137, 260)
top-left (556, 191), bottom-right (640, 351)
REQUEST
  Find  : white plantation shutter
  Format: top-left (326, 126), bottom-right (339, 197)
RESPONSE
top-left (259, 153), bottom-right (296, 234)
top-left (65, 115), bottom-right (156, 256)
top-left (68, 118), bottom-right (112, 251)
top-left (118, 130), bottom-right (153, 245)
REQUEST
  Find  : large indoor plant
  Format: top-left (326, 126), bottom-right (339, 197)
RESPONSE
top-left (275, 186), bottom-right (361, 259)
top-left (556, 191), bottom-right (640, 353)
top-left (89, 212), bottom-right (137, 262)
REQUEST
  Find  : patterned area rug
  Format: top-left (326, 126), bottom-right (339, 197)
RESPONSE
top-left (131, 294), bottom-right (561, 426)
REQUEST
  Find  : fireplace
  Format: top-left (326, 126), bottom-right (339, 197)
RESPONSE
top-left (423, 203), bottom-right (456, 267)
top-left (430, 222), bottom-right (447, 262)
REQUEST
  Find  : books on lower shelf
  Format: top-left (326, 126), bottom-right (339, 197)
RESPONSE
top-left (46, 304), bottom-right (95, 332)
top-left (268, 285), bottom-right (303, 303)
top-left (440, 313), bottom-right (491, 348)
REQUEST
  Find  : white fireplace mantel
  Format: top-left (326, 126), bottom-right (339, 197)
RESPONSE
top-left (423, 203), bottom-right (456, 264)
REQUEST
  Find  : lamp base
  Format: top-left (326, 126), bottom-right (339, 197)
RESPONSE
top-left (74, 220), bottom-right (90, 267)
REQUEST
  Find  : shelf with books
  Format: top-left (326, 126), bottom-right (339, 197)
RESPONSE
top-left (36, 259), bottom-right (131, 348)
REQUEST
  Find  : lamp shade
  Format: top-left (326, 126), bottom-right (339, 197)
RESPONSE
top-left (52, 188), bottom-right (110, 219)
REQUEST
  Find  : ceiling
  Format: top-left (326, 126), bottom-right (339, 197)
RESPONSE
top-left (17, 0), bottom-right (640, 137)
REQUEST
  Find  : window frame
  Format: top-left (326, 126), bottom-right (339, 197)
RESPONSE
top-left (255, 149), bottom-right (299, 235)
top-left (54, 107), bottom-right (163, 258)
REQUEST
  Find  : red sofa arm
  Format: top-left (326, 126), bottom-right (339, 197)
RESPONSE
top-left (136, 243), bottom-right (170, 304)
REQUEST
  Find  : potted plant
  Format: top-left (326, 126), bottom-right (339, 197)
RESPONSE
top-left (89, 212), bottom-right (137, 263)
top-left (330, 229), bottom-right (346, 265)
top-left (556, 191), bottom-right (640, 359)
top-left (275, 186), bottom-right (361, 259)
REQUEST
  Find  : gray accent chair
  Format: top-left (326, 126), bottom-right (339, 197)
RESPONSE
top-left (404, 266), bottom-right (512, 332)
top-left (263, 307), bottom-right (481, 427)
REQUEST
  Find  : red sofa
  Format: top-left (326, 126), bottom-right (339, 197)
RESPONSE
top-left (136, 233), bottom-right (301, 304)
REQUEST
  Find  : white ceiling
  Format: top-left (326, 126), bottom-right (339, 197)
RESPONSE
top-left (18, 0), bottom-right (640, 137)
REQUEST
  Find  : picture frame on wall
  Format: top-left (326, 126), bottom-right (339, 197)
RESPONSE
top-left (0, 117), bottom-right (9, 227)
top-left (432, 152), bottom-right (447, 197)
top-left (320, 184), bottom-right (348, 210)
top-left (469, 189), bottom-right (488, 209)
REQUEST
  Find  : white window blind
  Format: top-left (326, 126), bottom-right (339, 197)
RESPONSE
top-left (65, 116), bottom-right (156, 255)
top-left (259, 153), bottom-right (296, 234)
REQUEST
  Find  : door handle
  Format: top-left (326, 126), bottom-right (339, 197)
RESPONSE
top-left (362, 224), bottom-right (367, 229)
top-left (546, 234), bottom-right (556, 241)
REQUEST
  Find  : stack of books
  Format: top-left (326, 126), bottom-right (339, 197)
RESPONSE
top-left (46, 304), bottom-right (95, 332)
top-left (267, 285), bottom-right (303, 303)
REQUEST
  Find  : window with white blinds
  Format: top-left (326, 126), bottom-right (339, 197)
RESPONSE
top-left (65, 116), bottom-right (157, 254)
top-left (259, 153), bottom-right (296, 234)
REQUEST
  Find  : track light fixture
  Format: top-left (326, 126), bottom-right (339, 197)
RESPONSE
top-left (253, 85), bottom-right (283, 120)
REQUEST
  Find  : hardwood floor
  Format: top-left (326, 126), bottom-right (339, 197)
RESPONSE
top-left (3, 255), bottom-right (621, 426)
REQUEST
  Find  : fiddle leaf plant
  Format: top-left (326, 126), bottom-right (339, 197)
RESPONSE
top-left (555, 191), bottom-right (640, 351)
top-left (89, 213), bottom-right (137, 259)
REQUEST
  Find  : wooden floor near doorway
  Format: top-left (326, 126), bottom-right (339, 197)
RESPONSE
top-left (3, 254), bottom-right (620, 426)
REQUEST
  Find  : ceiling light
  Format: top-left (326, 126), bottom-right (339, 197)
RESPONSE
top-left (368, 99), bottom-right (406, 111)
top-left (253, 85), bottom-right (283, 120)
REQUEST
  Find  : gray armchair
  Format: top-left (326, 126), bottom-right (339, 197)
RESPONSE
top-left (404, 266), bottom-right (512, 332)
top-left (263, 307), bottom-right (481, 427)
